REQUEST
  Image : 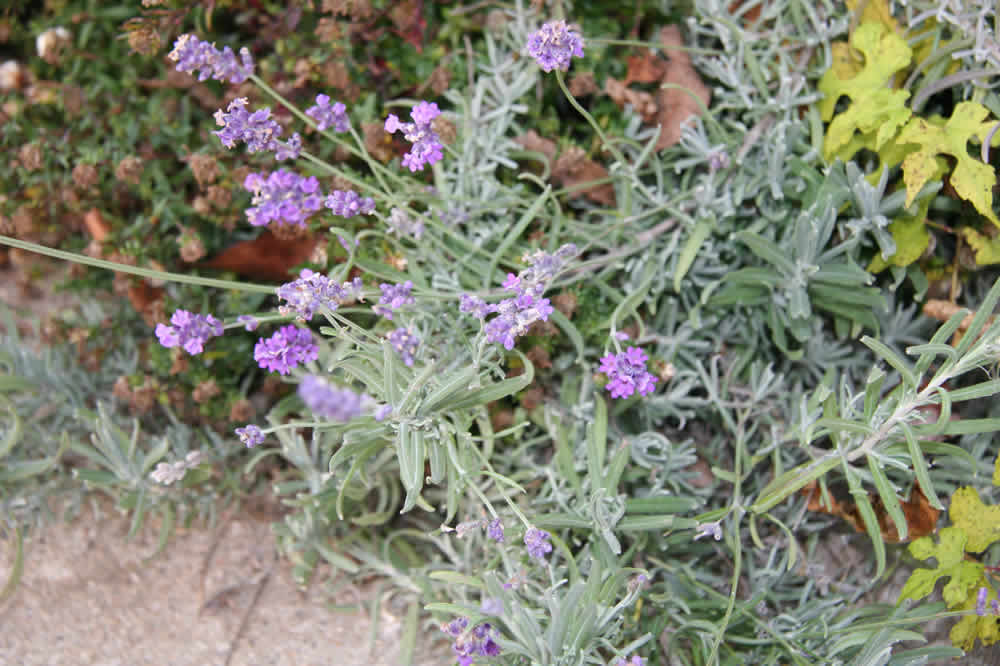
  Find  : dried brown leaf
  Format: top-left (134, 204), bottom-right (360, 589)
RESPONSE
top-left (200, 230), bottom-right (317, 282)
top-left (654, 25), bottom-right (711, 150)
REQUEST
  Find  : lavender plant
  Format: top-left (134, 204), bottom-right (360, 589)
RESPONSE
top-left (6, 0), bottom-right (1000, 663)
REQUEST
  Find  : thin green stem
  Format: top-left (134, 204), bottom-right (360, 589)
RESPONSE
top-left (0, 235), bottom-right (276, 294)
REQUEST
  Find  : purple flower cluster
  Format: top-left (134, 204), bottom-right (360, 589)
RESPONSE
top-left (305, 94), bottom-right (350, 132)
top-left (384, 101), bottom-right (444, 172)
top-left (325, 190), bottom-right (376, 218)
top-left (244, 170), bottom-right (323, 228)
top-left (460, 244), bottom-right (577, 350)
top-left (526, 20), bottom-right (585, 72)
top-left (168, 34), bottom-right (254, 84)
top-left (373, 281), bottom-right (414, 319)
top-left (298, 375), bottom-right (366, 421)
top-left (213, 98), bottom-right (301, 160)
top-left (235, 424), bottom-right (265, 448)
top-left (441, 618), bottom-right (501, 666)
top-left (277, 270), bottom-right (364, 321)
top-left (976, 587), bottom-right (1000, 616)
top-left (524, 527), bottom-right (552, 560)
top-left (387, 327), bottom-right (420, 367)
top-left (254, 325), bottom-right (318, 374)
top-left (599, 347), bottom-right (658, 399)
top-left (487, 518), bottom-right (504, 543)
top-left (155, 309), bottom-right (223, 355)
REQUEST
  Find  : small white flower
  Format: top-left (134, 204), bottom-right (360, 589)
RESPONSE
top-left (36, 27), bottom-right (71, 64)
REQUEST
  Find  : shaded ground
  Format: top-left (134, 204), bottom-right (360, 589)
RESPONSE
top-left (0, 502), bottom-right (447, 666)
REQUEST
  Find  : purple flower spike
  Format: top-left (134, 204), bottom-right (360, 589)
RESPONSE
top-left (277, 270), bottom-right (363, 321)
top-left (599, 346), bottom-right (658, 399)
top-left (387, 327), bottom-right (420, 367)
top-left (244, 170), bottom-right (324, 228)
top-left (213, 98), bottom-right (300, 160)
top-left (168, 34), bottom-right (255, 84)
top-left (253, 325), bottom-right (318, 374)
top-left (384, 101), bottom-right (444, 172)
top-left (155, 309), bottom-right (223, 355)
top-left (373, 281), bottom-right (414, 319)
top-left (325, 190), bottom-right (375, 218)
top-left (524, 527), bottom-right (552, 560)
top-left (526, 20), bottom-right (585, 72)
top-left (305, 94), bottom-right (350, 132)
top-left (442, 617), bottom-right (502, 665)
top-left (486, 518), bottom-right (504, 543)
top-left (298, 375), bottom-right (365, 421)
top-left (235, 424), bottom-right (265, 448)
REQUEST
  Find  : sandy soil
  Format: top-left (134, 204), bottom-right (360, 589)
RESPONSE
top-left (0, 503), bottom-right (448, 666)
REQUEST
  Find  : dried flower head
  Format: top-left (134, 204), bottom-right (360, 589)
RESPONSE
top-left (36, 26), bottom-right (71, 65)
top-left (187, 153), bottom-right (218, 187)
top-left (115, 155), bottom-right (144, 185)
top-left (72, 163), bottom-right (99, 190)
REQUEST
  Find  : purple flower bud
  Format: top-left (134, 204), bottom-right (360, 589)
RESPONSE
top-left (599, 346), bottom-right (658, 399)
top-left (155, 309), bottom-right (223, 355)
top-left (237, 315), bottom-right (259, 331)
top-left (373, 281), bottom-right (414, 319)
top-left (486, 518), bottom-right (504, 543)
top-left (277, 270), bottom-right (363, 321)
top-left (384, 101), bottom-right (444, 172)
top-left (524, 527), bottom-right (552, 560)
top-left (480, 598), bottom-right (503, 616)
top-left (244, 170), bottom-right (323, 228)
top-left (526, 20), bottom-right (585, 72)
top-left (168, 34), bottom-right (254, 84)
top-left (235, 424), bottom-right (265, 448)
top-left (325, 190), bottom-right (376, 218)
top-left (253, 325), bottom-right (318, 374)
top-left (305, 94), bottom-right (350, 132)
top-left (298, 375), bottom-right (365, 421)
top-left (387, 327), bottom-right (420, 366)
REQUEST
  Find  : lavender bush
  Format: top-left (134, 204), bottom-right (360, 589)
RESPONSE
top-left (5, 0), bottom-right (1000, 664)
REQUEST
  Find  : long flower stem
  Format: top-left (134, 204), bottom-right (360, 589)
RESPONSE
top-left (0, 235), bottom-right (275, 294)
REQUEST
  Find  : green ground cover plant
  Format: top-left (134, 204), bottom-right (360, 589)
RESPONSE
top-left (4, 0), bottom-right (1000, 663)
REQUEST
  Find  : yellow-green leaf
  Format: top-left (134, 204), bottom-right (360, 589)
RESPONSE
top-left (897, 102), bottom-right (1000, 226)
top-left (961, 227), bottom-right (1000, 266)
top-left (867, 215), bottom-right (930, 272)
top-left (949, 574), bottom-right (1000, 652)
top-left (818, 22), bottom-right (912, 161)
top-left (949, 486), bottom-right (1000, 552)
top-left (898, 527), bottom-right (982, 606)
top-left (993, 451), bottom-right (1000, 486)
top-left (846, 0), bottom-right (900, 35)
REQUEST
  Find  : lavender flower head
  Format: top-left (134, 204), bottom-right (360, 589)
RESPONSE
top-left (486, 518), bottom-right (504, 543)
top-left (387, 327), bottom-right (420, 367)
top-left (373, 281), bottom-right (415, 319)
top-left (305, 94), bottom-right (350, 132)
top-left (298, 375), bottom-right (366, 421)
top-left (384, 101), bottom-right (444, 172)
top-left (325, 190), bottom-right (375, 218)
top-left (254, 325), bottom-right (319, 374)
top-left (169, 34), bottom-right (254, 84)
top-left (237, 315), bottom-right (259, 331)
top-left (526, 20), bottom-right (585, 72)
top-left (524, 527), bottom-right (552, 560)
top-left (244, 170), bottom-right (323, 228)
top-left (460, 244), bottom-right (576, 351)
top-left (155, 309), bottom-right (223, 355)
top-left (235, 424), bottom-right (265, 448)
top-left (277, 270), bottom-right (364, 321)
top-left (442, 618), bottom-right (501, 666)
top-left (213, 98), bottom-right (301, 160)
top-left (599, 346), bottom-right (658, 399)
